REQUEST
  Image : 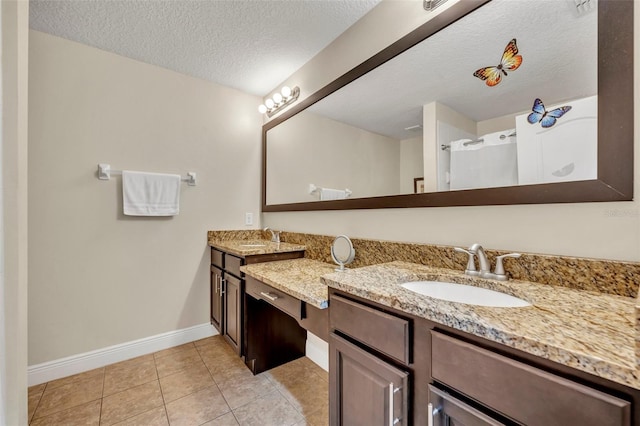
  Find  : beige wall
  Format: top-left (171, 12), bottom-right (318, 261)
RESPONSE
top-left (262, 0), bottom-right (640, 263)
top-left (267, 0), bottom-right (455, 112)
top-left (267, 110), bottom-right (400, 204)
top-left (28, 31), bottom-right (262, 364)
top-left (399, 136), bottom-right (422, 194)
top-left (2, 1), bottom-right (29, 423)
top-left (423, 102), bottom-right (477, 192)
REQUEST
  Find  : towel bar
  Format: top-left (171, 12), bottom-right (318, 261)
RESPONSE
top-left (309, 183), bottom-right (353, 198)
top-left (308, 183), bottom-right (352, 197)
top-left (97, 163), bottom-right (197, 186)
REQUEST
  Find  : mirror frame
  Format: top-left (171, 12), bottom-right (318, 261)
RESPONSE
top-left (261, 0), bottom-right (633, 212)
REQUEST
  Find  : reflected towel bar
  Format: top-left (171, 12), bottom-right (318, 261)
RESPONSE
top-left (97, 163), bottom-right (197, 186)
top-left (441, 130), bottom-right (517, 151)
top-left (308, 183), bottom-right (352, 197)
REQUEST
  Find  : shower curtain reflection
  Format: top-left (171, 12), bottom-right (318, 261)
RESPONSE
top-left (449, 130), bottom-right (518, 191)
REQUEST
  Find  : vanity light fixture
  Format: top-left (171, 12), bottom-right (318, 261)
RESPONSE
top-left (258, 86), bottom-right (300, 117)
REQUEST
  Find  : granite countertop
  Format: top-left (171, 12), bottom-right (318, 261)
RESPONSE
top-left (209, 239), bottom-right (306, 258)
top-left (241, 258), bottom-right (335, 309)
top-left (321, 261), bottom-right (640, 390)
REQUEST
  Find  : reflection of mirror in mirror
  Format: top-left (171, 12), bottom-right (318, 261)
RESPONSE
top-left (331, 235), bottom-right (356, 272)
top-left (265, 0), bottom-right (600, 205)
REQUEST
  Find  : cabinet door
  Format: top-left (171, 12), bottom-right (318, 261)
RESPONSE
top-left (428, 385), bottom-right (505, 426)
top-left (223, 274), bottom-right (242, 354)
top-left (330, 333), bottom-right (409, 426)
top-left (210, 266), bottom-right (223, 332)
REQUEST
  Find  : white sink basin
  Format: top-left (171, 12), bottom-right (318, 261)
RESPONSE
top-left (401, 281), bottom-right (531, 308)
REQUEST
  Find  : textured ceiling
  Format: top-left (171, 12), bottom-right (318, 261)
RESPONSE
top-left (308, 0), bottom-right (597, 140)
top-left (29, 0), bottom-right (382, 96)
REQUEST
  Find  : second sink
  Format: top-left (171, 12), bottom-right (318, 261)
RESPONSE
top-left (401, 281), bottom-right (531, 308)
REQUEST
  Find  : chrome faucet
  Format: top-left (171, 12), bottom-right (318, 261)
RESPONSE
top-left (263, 227), bottom-right (280, 243)
top-left (455, 243), bottom-right (521, 281)
top-left (469, 243), bottom-right (491, 277)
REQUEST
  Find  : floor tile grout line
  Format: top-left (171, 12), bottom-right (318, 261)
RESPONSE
top-left (158, 345), bottom-right (226, 422)
top-left (276, 383), bottom-right (315, 420)
top-left (154, 342), bottom-right (197, 363)
top-left (199, 346), bottom-right (236, 419)
top-left (271, 368), bottom-right (329, 423)
top-left (28, 383), bottom-right (47, 425)
top-left (32, 398), bottom-right (106, 425)
top-left (164, 363), bottom-right (217, 400)
top-left (231, 411), bottom-right (242, 426)
top-left (99, 367), bottom-right (106, 425)
top-left (197, 338), bottom-right (279, 423)
top-left (100, 380), bottom-right (165, 426)
top-left (31, 386), bottom-right (103, 422)
top-left (151, 348), bottom-right (172, 426)
top-left (28, 338), bottom-right (325, 426)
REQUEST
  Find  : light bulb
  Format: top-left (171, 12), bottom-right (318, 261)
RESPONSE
top-left (281, 86), bottom-right (292, 98)
top-left (272, 93), bottom-right (283, 104)
top-left (265, 98), bottom-right (275, 109)
top-left (258, 104), bottom-right (267, 114)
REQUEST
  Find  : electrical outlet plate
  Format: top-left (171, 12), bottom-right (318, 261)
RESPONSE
top-left (245, 212), bottom-right (253, 226)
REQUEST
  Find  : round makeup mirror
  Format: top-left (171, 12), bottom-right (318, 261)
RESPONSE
top-left (331, 235), bottom-right (355, 272)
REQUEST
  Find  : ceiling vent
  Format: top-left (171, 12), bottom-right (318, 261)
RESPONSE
top-left (424, 0), bottom-right (448, 12)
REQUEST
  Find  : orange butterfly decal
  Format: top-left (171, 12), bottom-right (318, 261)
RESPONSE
top-left (473, 39), bottom-right (523, 87)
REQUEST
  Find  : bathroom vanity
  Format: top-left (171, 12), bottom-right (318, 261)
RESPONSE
top-left (323, 262), bottom-right (640, 426)
top-left (208, 239), bottom-right (305, 355)
top-left (241, 258), bottom-right (333, 374)
top-left (208, 231), bottom-right (640, 424)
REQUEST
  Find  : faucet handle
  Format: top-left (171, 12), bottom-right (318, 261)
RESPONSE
top-left (494, 253), bottom-right (521, 277)
top-left (454, 247), bottom-right (479, 276)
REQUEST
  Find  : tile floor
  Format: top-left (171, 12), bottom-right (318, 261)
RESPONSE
top-left (28, 335), bottom-right (329, 425)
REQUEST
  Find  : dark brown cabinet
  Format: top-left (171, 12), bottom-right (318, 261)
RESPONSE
top-left (329, 289), bottom-right (638, 426)
top-left (209, 246), bottom-right (305, 358)
top-left (330, 294), bottom-right (412, 425)
top-left (223, 273), bottom-right (241, 352)
top-left (209, 248), bottom-right (244, 355)
top-left (210, 265), bottom-right (223, 332)
top-left (431, 331), bottom-right (631, 426)
top-left (244, 276), bottom-right (311, 374)
top-left (330, 332), bottom-right (408, 426)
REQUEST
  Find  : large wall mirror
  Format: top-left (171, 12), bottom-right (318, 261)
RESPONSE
top-left (262, 0), bottom-right (633, 212)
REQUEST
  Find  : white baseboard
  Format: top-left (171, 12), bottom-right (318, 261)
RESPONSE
top-left (305, 331), bottom-right (328, 371)
top-left (28, 323), bottom-right (217, 386)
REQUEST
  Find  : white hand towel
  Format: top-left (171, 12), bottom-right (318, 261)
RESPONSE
top-left (320, 188), bottom-right (348, 200)
top-left (122, 171), bottom-right (181, 216)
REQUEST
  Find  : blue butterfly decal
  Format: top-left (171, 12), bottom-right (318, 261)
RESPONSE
top-left (527, 98), bottom-right (572, 128)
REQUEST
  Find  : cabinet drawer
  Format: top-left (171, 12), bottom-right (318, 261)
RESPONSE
top-left (211, 248), bottom-right (223, 268)
top-left (429, 385), bottom-right (505, 426)
top-left (431, 331), bottom-right (631, 426)
top-left (225, 253), bottom-right (243, 278)
top-left (331, 295), bottom-right (410, 364)
top-left (246, 276), bottom-right (302, 319)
